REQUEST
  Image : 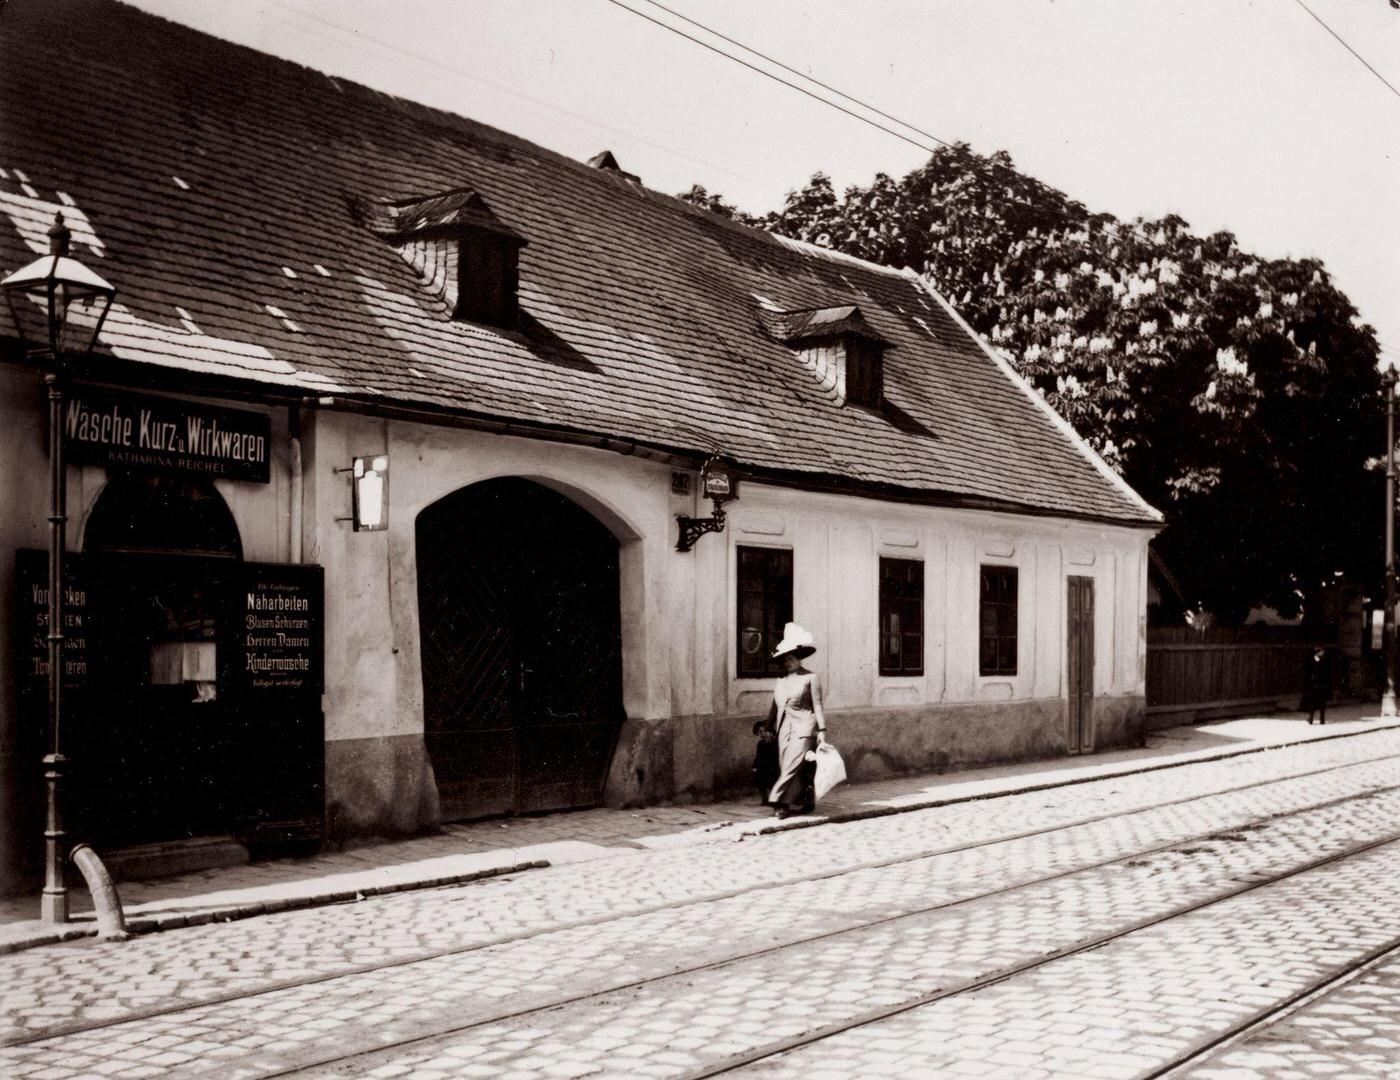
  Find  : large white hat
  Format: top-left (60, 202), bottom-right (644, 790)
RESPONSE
top-left (772, 622), bottom-right (816, 659)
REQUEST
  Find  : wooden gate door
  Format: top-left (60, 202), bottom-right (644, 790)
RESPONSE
top-left (1067, 576), bottom-right (1095, 753)
top-left (416, 478), bottom-right (624, 820)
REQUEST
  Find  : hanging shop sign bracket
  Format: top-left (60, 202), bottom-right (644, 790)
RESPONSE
top-left (676, 457), bottom-right (738, 552)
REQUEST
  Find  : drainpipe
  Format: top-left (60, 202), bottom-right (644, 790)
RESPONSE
top-left (289, 405), bottom-right (304, 564)
top-left (69, 843), bottom-right (129, 941)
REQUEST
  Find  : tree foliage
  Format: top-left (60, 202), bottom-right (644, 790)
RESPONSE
top-left (680, 146), bottom-right (1383, 622)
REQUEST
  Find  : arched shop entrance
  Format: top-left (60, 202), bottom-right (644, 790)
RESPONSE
top-left (416, 478), bottom-right (625, 820)
top-left (66, 476), bottom-right (324, 853)
top-left (79, 477), bottom-right (241, 847)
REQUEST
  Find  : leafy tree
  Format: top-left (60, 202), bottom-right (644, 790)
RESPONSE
top-left (677, 184), bottom-right (760, 225)
top-left (682, 146), bottom-right (1383, 622)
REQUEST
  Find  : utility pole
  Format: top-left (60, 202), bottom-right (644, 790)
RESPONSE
top-left (1384, 368), bottom-right (1397, 718)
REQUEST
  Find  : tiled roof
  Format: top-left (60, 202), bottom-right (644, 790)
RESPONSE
top-left (757, 305), bottom-right (891, 347)
top-left (364, 188), bottom-right (527, 245)
top-left (0, 0), bottom-right (1160, 526)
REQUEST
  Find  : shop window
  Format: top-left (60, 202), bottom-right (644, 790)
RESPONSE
top-left (85, 475), bottom-right (242, 558)
top-left (737, 546), bottom-right (793, 678)
top-left (980, 565), bottom-right (1018, 676)
top-left (879, 558), bottom-right (924, 676)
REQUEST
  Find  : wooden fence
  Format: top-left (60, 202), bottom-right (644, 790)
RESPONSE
top-left (1145, 641), bottom-right (1322, 726)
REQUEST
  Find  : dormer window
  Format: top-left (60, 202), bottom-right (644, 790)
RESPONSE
top-left (844, 335), bottom-right (884, 408)
top-left (587, 149), bottom-right (641, 183)
top-left (759, 304), bottom-right (890, 408)
top-left (366, 187), bottom-right (526, 329)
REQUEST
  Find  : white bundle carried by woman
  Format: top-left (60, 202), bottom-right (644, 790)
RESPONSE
top-left (812, 743), bottom-right (847, 800)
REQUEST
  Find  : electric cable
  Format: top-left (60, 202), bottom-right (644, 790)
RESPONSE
top-left (603, 0), bottom-right (944, 157)
top-left (1292, 0), bottom-right (1400, 103)
top-left (636, 0), bottom-right (955, 150)
top-left (602, 0), bottom-right (1162, 239)
top-left (277, 0), bottom-right (1383, 357)
top-left (271, 3), bottom-right (768, 188)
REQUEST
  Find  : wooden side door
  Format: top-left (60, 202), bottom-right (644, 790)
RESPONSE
top-left (1067, 576), bottom-right (1095, 754)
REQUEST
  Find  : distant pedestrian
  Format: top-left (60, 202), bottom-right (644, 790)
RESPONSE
top-left (1302, 646), bottom-right (1332, 725)
top-left (752, 718), bottom-right (779, 805)
top-left (765, 623), bottom-right (828, 819)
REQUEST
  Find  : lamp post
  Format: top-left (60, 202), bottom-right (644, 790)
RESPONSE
top-left (1383, 362), bottom-right (1398, 719)
top-left (1, 212), bottom-right (116, 922)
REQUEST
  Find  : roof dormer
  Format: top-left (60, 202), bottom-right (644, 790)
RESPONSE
top-left (587, 149), bottom-right (640, 183)
top-left (367, 187), bottom-right (526, 329)
top-left (759, 304), bottom-right (891, 408)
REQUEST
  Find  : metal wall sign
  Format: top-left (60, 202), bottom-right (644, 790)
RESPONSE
top-left (238, 564), bottom-right (324, 694)
top-left (62, 388), bottom-right (272, 483)
top-left (13, 548), bottom-right (91, 697)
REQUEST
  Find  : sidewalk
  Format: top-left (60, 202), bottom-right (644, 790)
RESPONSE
top-left (1, 704), bottom-right (1393, 955)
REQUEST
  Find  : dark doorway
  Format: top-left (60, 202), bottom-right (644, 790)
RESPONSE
top-left (416, 478), bottom-right (625, 820)
top-left (1067, 575), bottom-right (1095, 754)
top-left (79, 476), bottom-right (243, 847)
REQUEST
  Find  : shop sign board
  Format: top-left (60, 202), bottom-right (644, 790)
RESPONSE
top-left (238, 564), bottom-right (324, 694)
top-left (62, 388), bottom-right (272, 483)
top-left (13, 548), bottom-right (91, 696)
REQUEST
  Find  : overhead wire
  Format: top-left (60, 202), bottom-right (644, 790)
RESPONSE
top-left (1291, 0), bottom-right (1400, 104)
top-left (604, 0), bottom-right (1155, 241)
top-left (268, 3), bottom-right (769, 188)
top-left (634, 0), bottom-right (956, 151)
top-left (609, 1), bottom-right (1396, 367)
top-left (272, 1), bottom-right (1386, 357)
top-left (601, 0), bottom-right (945, 157)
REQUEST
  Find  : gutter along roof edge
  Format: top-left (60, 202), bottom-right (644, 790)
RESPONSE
top-left (2, 340), bottom-right (1160, 530)
top-left (0, 343), bottom-right (1160, 529)
top-left (1, 1), bottom-right (1155, 529)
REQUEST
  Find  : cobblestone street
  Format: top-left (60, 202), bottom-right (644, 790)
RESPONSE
top-left (2, 1), bottom-right (1393, 1077)
top-left (6, 725), bottom-right (1400, 1078)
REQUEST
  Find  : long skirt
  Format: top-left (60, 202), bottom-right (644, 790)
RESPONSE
top-left (769, 721), bottom-right (816, 807)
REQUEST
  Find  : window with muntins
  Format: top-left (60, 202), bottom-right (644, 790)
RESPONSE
top-left (879, 557), bottom-right (924, 676)
top-left (737, 546), bottom-right (793, 678)
top-left (979, 565), bottom-right (1018, 676)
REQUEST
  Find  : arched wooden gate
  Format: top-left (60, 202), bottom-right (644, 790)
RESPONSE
top-left (415, 478), bottom-right (625, 820)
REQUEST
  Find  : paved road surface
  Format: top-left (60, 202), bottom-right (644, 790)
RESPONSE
top-left (6, 727), bottom-right (1400, 1078)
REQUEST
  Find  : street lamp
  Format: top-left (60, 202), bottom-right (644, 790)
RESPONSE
top-left (1, 212), bottom-right (116, 922)
top-left (1381, 358), bottom-right (1398, 719)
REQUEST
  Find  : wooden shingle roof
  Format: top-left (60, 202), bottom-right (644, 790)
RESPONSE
top-left (0, 0), bottom-right (1159, 527)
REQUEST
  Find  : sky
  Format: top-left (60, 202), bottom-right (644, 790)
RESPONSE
top-left (128, 0), bottom-right (1400, 355)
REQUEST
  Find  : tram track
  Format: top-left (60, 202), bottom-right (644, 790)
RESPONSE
top-left (672, 833), bottom-right (1400, 1079)
top-left (219, 772), bottom-right (1400, 1076)
top-left (1146, 933), bottom-right (1400, 1078)
top-left (10, 746), bottom-right (1400, 1078)
top-left (9, 743), bottom-right (1400, 1055)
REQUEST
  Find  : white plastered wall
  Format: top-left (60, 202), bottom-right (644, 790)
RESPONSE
top-left (713, 483), bottom-right (1151, 721)
top-left (309, 414), bottom-right (1152, 748)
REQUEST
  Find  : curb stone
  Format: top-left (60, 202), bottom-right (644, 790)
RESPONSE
top-left (0, 858), bottom-right (550, 955)
top-left (4, 719), bottom-right (1395, 954)
top-left (743, 720), bottom-right (1398, 837)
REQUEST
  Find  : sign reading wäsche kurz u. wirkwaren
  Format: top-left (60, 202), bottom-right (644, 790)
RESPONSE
top-left (63, 388), bottom-right (272, 483)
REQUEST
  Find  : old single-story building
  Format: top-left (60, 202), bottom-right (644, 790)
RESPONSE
top-left (0, 0), bottom-right (1160, 891)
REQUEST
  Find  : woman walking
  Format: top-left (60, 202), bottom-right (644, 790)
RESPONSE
top-left (765, 623), bottom-right (828, 818)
